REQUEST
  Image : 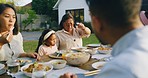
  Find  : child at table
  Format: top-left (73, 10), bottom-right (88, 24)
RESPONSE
top-left (35, 29), bottom-right (58, 56)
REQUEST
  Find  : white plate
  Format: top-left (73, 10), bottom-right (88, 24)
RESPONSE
top-left (71, 47), bottom-right (87, 52)
top-left (0, 63), bottom-right (5, 70)
top-left (92, 62), bottom-right (106, 69)
top-left (21, 62), bottom-right (53, 77)
top-left (86, 44), bottom-right (100, 48)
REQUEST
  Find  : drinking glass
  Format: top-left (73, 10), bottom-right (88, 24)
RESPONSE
top-left (6, 58), bottom-right (20, 74)
top-left (32, 66), bottom-right (47, 78)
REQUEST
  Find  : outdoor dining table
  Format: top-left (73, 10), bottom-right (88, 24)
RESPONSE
top-left (0, 50), bottom-right (111, 78)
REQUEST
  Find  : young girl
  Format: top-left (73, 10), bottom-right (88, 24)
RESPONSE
top-left (36, 29), bottom-right (58, 56)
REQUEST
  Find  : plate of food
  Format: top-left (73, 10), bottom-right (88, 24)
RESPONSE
top-left (21, 62), bottom-right (53, 77)
top-left (7, 58), bottom-right (33, 67)
top-left (92, 62), bottom-right (106, 69)
top-left (49, 52), bottom-right (63, 59)
top-left (86, 44), bottom-right (100, 48)
top-left (71, 47), bottom-right (87, 52)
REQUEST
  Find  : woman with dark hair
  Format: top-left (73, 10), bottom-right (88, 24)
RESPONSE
top-left (0, 3), bottom-right (40, 61)
top-left (55, 13), bottom-right (91, 50)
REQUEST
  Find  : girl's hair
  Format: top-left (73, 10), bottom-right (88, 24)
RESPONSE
top-left (59, 13), bottom-right (74, 30)
top-left (35, 29), bottom-right (55, 52)
top-left (0, 3), bottom-right (19, 35)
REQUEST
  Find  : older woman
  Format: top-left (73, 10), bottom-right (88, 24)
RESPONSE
top-left (55, 13), bottom-right (91, 50)
top-left (0, 3), bottom-right (40, 61)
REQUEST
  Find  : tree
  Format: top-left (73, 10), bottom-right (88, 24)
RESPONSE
top-left (32, 0), bottom-right (57, 15)
top-left (32, 0), bottom-right (58, 21)
top-left (0, 0), bottom-right (6, 3)
top-left (22, 9), bottom-right (37, 30)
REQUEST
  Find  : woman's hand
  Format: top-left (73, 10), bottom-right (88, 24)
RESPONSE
top-left (27, 53), bottom-right (41, 61)
top-left (59, 73), bottom-right (77, 78)
top-left (76, 23), bottom-right (86, 30)
top-left (0, 31), bottom-right (13, 48)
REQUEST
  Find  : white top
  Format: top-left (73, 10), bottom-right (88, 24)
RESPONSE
top-left (38, 44), bottom-right (58, 56)
top-left (93, 26), bottom-right (148, 78)
top-left (55, 27), bottom-right (90, 50)
top-left (0, 32), bottom-right (24, 61)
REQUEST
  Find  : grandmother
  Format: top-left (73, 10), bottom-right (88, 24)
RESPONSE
top-left (55, 13), bottom-right (91, 50)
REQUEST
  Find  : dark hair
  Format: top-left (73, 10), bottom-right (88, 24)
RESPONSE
top-left (35, 29), bottom-right (55, 52)
top-left (0, 3), bottom-right (19, 35)
top-left (86, 0), bottom-right (142, 27)
top-left (59, 13), bottom-right (74, 29)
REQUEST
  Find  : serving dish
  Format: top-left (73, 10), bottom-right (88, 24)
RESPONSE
top-left (21, 62), bottom-right (53, 77)
top-left (65, 52), bottom-right (90, 66)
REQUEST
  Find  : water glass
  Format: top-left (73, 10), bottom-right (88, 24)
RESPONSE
top-left (32, 67), bottom-right (47, 78)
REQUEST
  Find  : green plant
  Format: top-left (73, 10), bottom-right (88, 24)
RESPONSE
top-left (22, 10), bottom-right (37, 30)
top-left (0, 0), bottom-right (6, 3)
top-left (16, 6), bottom-right (31, 14)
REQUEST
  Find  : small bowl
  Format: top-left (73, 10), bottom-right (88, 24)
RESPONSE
top-left (98, 45), bottom-right (112, 54)
top-left (92, 62), bottom-right (106, 69)
top-left (49, 59), bottom-right (67, 69)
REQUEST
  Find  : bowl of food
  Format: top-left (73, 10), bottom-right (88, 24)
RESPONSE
top-left (21, 62), bottom-right (53, 77)
top-left (92, 62), bottom-right (106, 69)
top-left (49, 59), bottom-right (67, 69)
top-left (65, 52), bottom-right (90, 66)
top-left (98, 45), bottom-right (112, 54)
top-left (84, 48), bottom-right (98, 55)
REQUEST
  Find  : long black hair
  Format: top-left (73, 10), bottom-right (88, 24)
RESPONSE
top-left (35, 29), bottom-right (55, 52)
top-left (0, 3), bottom-right (19, 35)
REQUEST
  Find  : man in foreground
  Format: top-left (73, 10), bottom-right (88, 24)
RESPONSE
top-left (60, 0), bottom-right (148, 78)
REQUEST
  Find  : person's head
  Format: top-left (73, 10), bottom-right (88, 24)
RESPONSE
top-left (0, 3), bottom-right (19, 35)
top-left (43, 30), bottom-right (56, 46)
top-left (35, 29), bottom-right (56, 52)
top-left (59, 13), bottom-right (74, 32)
top-left (86, 0), bottom-right (142, 45)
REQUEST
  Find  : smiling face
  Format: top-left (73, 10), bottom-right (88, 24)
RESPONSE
top-left (0, 8), bottom-right (16, 32)
top-left (63, 18), bottom-right (74, 33)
